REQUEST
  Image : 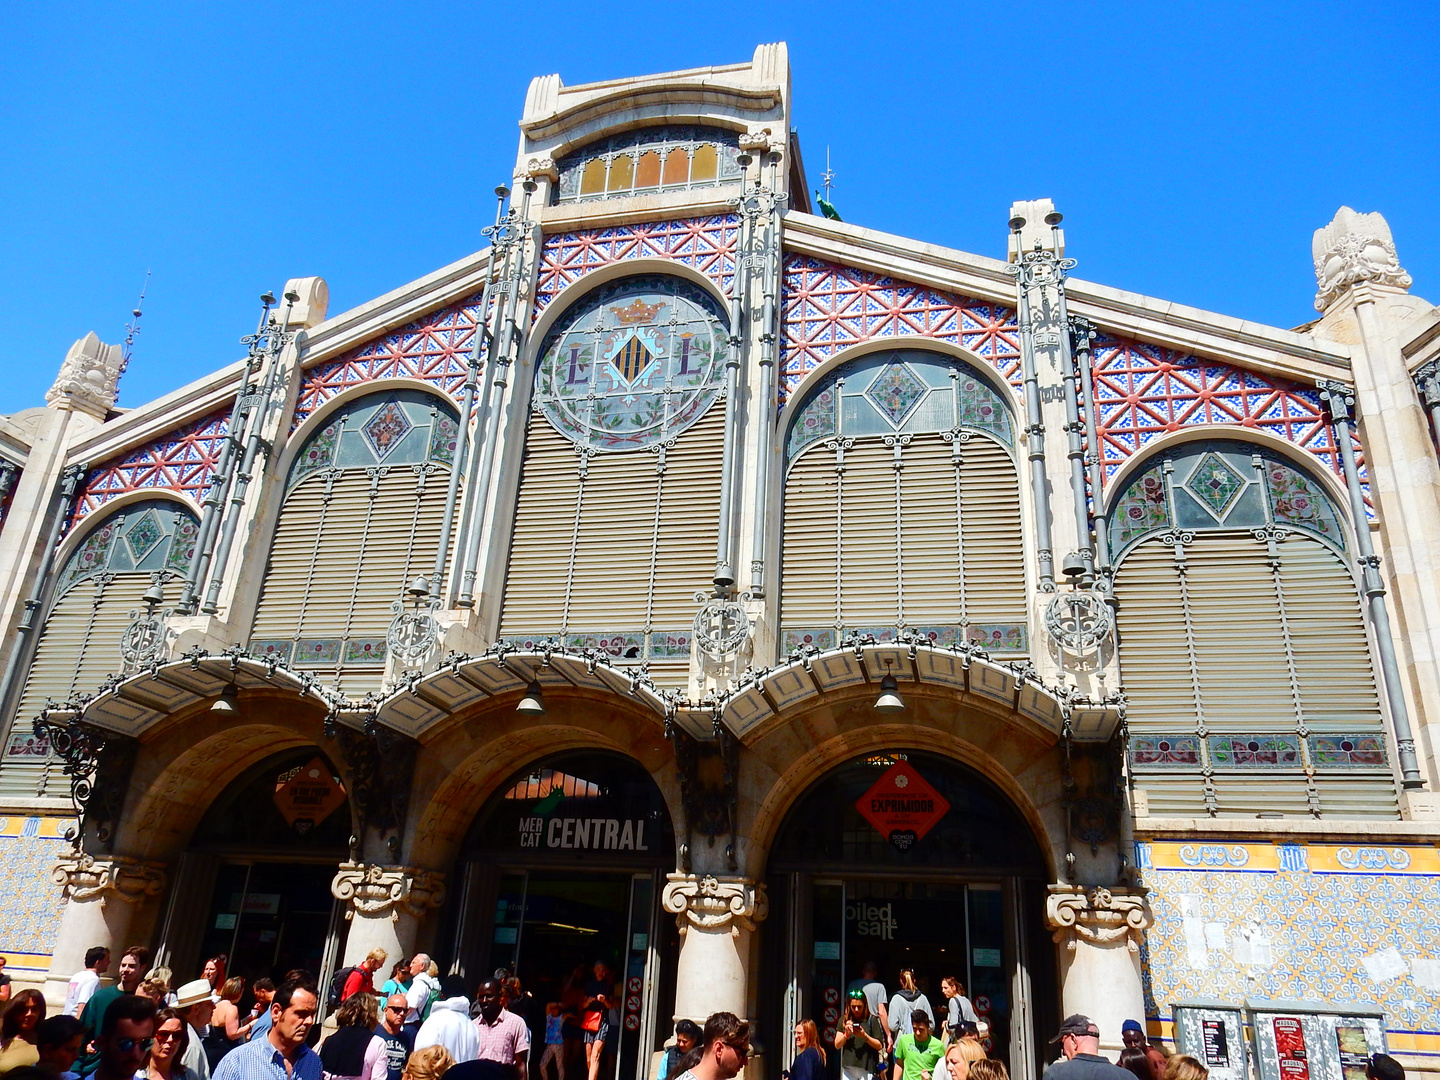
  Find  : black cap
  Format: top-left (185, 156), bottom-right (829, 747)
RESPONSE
top-left (1049, 1015), bottom-right (1099, 1044)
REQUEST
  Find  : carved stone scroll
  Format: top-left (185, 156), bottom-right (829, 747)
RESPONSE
top-left (661, 874), bottom-right (767, 937)
top-left (330, 862), bottom-right (447, 922)
top-left (52, 853), bottom-right (167, 906)
top-left (1045, 883), bottom-right (1151, 953)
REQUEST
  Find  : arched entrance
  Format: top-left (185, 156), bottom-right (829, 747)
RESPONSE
top-left (761, 750), bottom-right (1056, 1080)
top-left (154, 747), bottom-right (353, 986)
top-left (442, 750), bottom-right (678, 1080)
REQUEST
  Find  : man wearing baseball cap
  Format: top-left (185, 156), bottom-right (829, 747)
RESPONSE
top-left (1045, 1016), bottom-right (1132, 1080)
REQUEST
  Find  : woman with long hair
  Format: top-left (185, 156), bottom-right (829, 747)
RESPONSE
top-left (886, 969), bottom-right (934, 1047)
top-left (205, 977), bottom-right (252, 1068)
top-left (320, 991), bottom-right (388, 1080)
top-left (201, 957), bottom-right (226, 992)
top-left (788, 1020), bottom-right (825, 1080)
top-left (148, 1008), bottom-right (197, 1080)
top-left (0, 989), bottom-right (46, 1073)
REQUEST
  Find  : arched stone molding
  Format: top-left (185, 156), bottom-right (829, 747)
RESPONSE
top-left (777, 338), bottom-right (1023, 437)
top-left (1100, 423), bottom-right (1356, 529)
top-left (530, 113), bottom-right (753, 163)
top-left (742, 720), bottom-right (1064, 884)
top-left (402, 697), bottom-right (683, 874)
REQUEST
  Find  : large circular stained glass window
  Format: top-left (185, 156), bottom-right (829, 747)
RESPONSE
top-left (533, 276), bottom-right (729, 450)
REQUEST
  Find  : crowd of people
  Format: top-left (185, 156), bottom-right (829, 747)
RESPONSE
top-left (0, 951), bottom-right (1412, 1080)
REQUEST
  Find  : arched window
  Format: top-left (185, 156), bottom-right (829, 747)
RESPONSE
top-left (554, 126), bottom-right (743, 203)
top-left (1109, 440), bottom-right (1397, 818)
top-left (248, 389), bottom-right (459, 694)
top-left (780, 351), bottom-right (1026, 653)
top-left (499, 276), bottom-right (729, 684)
top-left (5, 499), bottom-right (198, 798)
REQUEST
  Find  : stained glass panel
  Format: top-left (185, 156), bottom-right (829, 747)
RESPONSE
top-left (56, 500), bottom-right (200, 596)
top-left (533, 275), bottom-right (728, 450)
top-left (555, 125), bottom-right (742, 204)
top-left (287, 390), bottom-right (459, 489)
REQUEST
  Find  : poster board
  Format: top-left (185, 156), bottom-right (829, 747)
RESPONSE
top-left (1250, 1000), bottom-right (1386, 1080)
top-left (1174, 1001), bottom-right (1247, 1080)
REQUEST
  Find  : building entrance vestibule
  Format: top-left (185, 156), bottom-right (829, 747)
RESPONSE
top-left (447, 751), bottom-right (678, 1080)
top-left (762, 751), bottom-right (1055, 1080)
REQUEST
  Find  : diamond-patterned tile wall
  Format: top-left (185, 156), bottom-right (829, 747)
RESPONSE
top-left (73, 410), bottom-right (230, 524)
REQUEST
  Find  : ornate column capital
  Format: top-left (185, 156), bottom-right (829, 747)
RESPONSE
top-left (1045, 883), bottom-right (1151, 953)
top-left (662, 874), bottom-right (767, 936)
top-left (52, 852), bottom-right (166, 906)
top-left (330, 862), bottom-right (447, 922)
top-left (524, 156), bottom-right (559, 183)
top-left (1313, 207), bottom-right (1413, 313)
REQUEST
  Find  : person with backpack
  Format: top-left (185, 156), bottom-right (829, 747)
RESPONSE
top-left (328, 952), bottom-right (390, 1015)
top-left (401, 957), bottom-right (439, 1043)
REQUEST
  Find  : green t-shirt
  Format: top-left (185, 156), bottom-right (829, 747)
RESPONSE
top-left (894, 1033), bottom-right (944, 1080)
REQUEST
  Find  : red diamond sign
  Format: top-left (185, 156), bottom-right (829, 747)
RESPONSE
top-left (855, 761), bottom-right (950, 851)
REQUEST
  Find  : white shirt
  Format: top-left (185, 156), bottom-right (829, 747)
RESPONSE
top-left (404, 973), bottom-right (440, 1025)
top-left (412, 998), bottom-right (478, 1064)
top-left (63, 969), bottom-right (101, 1017)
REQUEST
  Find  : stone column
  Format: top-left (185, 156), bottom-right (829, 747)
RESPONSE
top-left (661, 874), bottom-right (766, 1023)
top-left (45, 853), bottom-right (167, 1006)
top-left (330, 862), bottom-right (447, 967)
top-left (1045, 884), bottom-right (1151, 1053)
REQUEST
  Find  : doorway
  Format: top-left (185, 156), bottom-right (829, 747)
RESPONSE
top-left (761, 751), bottom-right (1056, 1080)
top-left (445, 751), bottom-right (679, 1080)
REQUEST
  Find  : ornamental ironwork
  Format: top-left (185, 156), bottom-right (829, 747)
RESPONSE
top-left (1044, 590), bottom-right (1115, 658)
top-left (387, 599), bottom-right (441, 667)
top-left (692, 595), bottom-right (750, 659)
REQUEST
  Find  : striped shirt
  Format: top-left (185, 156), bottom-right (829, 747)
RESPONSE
top-left (473, 1010), bottom-right (530, 1065)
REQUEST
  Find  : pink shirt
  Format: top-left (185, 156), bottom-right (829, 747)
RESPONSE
top-left (474, 1010), bottom-right (530, 1065)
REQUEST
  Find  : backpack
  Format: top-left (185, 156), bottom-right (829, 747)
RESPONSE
top-left (419, 978), bottom-right (441, 1021)
top-left (326, 965), bottom-right (359, 1013)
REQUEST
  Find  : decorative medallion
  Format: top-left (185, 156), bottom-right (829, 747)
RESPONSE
top-left (361, 400), bottom-right (413, 461)
top-left (387, 599), bottom-right (441, 667)
top-left (1044, 591), bottom-right (1115, 657)
top-left (535, 277), bottom-right (728, 451)
top-left (865, 362), bottom-right (927, 425)
top-left (120, 609), bottom-right (167, 668)
top-left (1183, 451), bottom-right (1246, 517)
top-left (693, 596), bottom-right (750, 658)
top-left (124, 510), bottom-right (165, 562)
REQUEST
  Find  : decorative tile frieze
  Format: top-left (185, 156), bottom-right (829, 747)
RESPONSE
top-left (73, 410), bottom-right (230, 523)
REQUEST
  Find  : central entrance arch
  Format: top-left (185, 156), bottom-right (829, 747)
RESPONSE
top-left (761, 750), bottom-right (1056, 1080)
top-left (442, 750), bottom-right (678, 1080)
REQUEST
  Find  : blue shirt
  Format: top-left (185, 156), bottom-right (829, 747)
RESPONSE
top-left (250, 1011), bottom-right (274, 1044)
top-left (212, 1031), bottom-right (322, 1080)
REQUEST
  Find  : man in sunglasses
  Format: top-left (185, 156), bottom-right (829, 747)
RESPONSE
top-left (675, 1012), bottom-right (750, 1080)
top-left (377, 994), bottom-right (413, 1080)
top-left (94, 994), bottom-right (157, 1080)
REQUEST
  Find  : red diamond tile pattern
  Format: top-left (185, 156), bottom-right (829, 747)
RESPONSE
top-left (293, 291), bottom-right (487, 428)
top-left (780, 255), bottom-right (1023, 403)
top-left (73, 408), bottom-right (230, 524)
top-left (534, 215), bottom-right (739, 314)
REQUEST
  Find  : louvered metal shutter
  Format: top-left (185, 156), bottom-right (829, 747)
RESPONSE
top-left (499, 419), bottom-right (583, 634)
top-left (6, 573), bottom-right (151, 799)
top-left (898, 435), bottom-right (962, 624)
top-left (251, 466), bottom-right (450, 696)
top-left (1112, 541), bottom-right (1197, 729)
top-left (779, 446), bottom-right (841, 629)
top-left (839, 440), bottom-right (900, 627)
top-left (648, 410), bottom-right (724, 685)
top-left (565, 452), bottom-right (661, 633)
top-left (957, 437), bottom-right (1026, 626)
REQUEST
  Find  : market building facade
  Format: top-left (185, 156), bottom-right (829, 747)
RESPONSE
top-left (1, 42), bottom-right (1439, 1080)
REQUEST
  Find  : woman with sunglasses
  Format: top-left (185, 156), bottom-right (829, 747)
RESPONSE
top-left (0, 988), bottom-right (46, 1073)
top-left (145, 1008), bottom-right (197, 1080)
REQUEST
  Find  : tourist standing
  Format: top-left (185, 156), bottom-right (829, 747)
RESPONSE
top-left (938, 979), bottom-right (977, 1042)
top-left (670, 1012), bottom-right (748, 1080)
top-left (75, 946), bottom-right (151, 1077)
top-left (579, 963), bottom-right (612, 1080)
top-left (63, 949), bottom-right (110, 1020)
top-left (378, 968), bottom-right (410, 1003)
top-left (412, 978), bottom-right (476, 1065)
top-left (340, 953), bottom-right (389, 1007)
top-left (789, 1021), bottom-right (826, 1080)
top-left (249, 981), bottom-right (277, 1045)
top-left (92, 996), bottom-right (156, 1080)
top-left (32, 1016), bottom-right (85, 1080)
top-left (173, 980), bottom-right (216, 1080)
top-left (400, 1047), bottom-right (453, 1080)
top-left (205, 977), bottom-right (253, 1069)
top-left (891, 1013), bottom-right (943, 1080)
top-left (657, 1020), bottom-right (700, 1080)
top-left (147, 1008), bottom-right (198, 1080)
top-left (1121, 1022), bottom-right (1165, 1080)
top-left (886, 971), bottom-right (932, 1051)
top-left (212, 978), bottom-right (321, 1080)
top-left (846, 963), bottom-right (889, 1048)
top-left (1044, 1016), bottom-right (1134, 1080)
top-left (319, 993), bottom-right (388, 1080)
top-left (1, 989), bottom-right (46, 1072)
top-left (465, 980), bottom-right (527, 1080)
top-left (402, 958), bottom-right (439, 1044)
top-left (835, 989), bottom-right (884, 1080)
top-left (376, 996), bottom-right (412, 1080)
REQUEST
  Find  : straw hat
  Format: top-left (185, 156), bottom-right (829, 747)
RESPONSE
top-left (175, 979), bottom-right (214, 1009)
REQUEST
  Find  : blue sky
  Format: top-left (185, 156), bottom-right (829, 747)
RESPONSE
top-left (3, 2), bottom-right (1436, 414)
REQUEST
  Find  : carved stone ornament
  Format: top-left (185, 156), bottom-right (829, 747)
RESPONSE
top-left (662, 873), bottom-right (767, 936)
top-left (52, 852), bottom-right (166, 906)
top-left (526, 156), bottom-right (559, 182)
top-left (331, 862), bottom-right (447, 922)
top-left (692, 596), bottom-right (751, 659)
top-left (1044, 590), bottom-right (1114, 657)
top-left (47, 332), bottom-right (125, 418)
top-left (1312, 206), bottom-right (1413, 313)
top-left (1045, 884), bottom-right (1151, 953)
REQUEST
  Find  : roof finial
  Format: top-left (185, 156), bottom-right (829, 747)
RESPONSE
top-left (815, 147), bottom-right (841, 221)
top-left (119, 270), bottom-right (151, 383)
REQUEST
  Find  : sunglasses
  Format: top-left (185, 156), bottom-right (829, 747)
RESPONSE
top-left (115, 1038), bottom-right (155, 1054)
top-left (724, 1042), bottom-right (750, 1060)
